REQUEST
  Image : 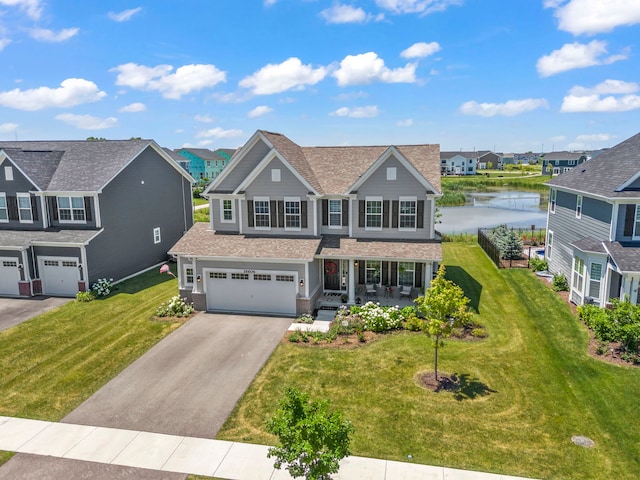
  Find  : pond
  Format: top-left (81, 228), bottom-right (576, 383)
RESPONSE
top-left (438, 191), bottom-right (548, 234)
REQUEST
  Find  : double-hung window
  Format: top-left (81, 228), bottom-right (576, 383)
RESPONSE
top-left (549, 189), bottom-right (556, 213)
top-left (365, 197), bottom-right (382, 230)
top-left (220, 199), bottom-right (234, 222)
top-left (184, 265), bottom-right (194, 286)
top-left (254, 197), bottom-right (270, 229)
top-left (58, 196), bottom-right (86, 222)
top-left (399, 197), bottom-right (417, 230)
top-left (284, 197), bottom-right (301, 230)
top-left (572, 256), bottom-right (585, 293)
top-left (633, 205), bottom-right (640, 239)
top-left (0, 193), bottom-right (7, 222)
top-left (17, 193), bottom-right (32, 223)
top-left (588, 263), bottom-right (602, 301)
top-left (576, 195), bottom-right (582, 219)
top-left (153, 227), bottom-right (161, 244)
top-left (547, 231), bottom-right (553, 260)
top-left (328, 199), bottom-right (342, 228)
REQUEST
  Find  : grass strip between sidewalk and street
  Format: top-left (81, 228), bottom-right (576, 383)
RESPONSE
top-left (217, 243), bottom-right (640, 480)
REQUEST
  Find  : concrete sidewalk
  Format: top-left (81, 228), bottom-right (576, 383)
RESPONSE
top-left (0, 416), bottom-right (536, 480)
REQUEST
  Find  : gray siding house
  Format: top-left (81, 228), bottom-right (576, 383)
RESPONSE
top-left (169, 130), bottom-right (443, 316)
top-left (541, 151), bottom-right (588, 176)
top-left (0, 140), bottom-right (194, 297)
top-left (545, 132), bottom-right (640, 307)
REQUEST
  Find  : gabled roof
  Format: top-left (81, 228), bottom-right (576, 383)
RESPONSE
top-left (547, 132), bottom-right (640, 199)
top-left (440, 151), bottom-right (479, 160)
top-left (0, 140), bottom-right (192, 192)
top-left (604, 241), bottom-right (640, 273)
top-left (542, 151), bottom-right (587, 161)
top-left (214, 148), bottom-right (236, 160)
top-left (163, 147), bottom-right (189, 164)
top-left (177, 147), bottom-right (220, 161)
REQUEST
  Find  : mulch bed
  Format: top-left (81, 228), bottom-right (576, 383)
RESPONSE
top-left (416, 371), bottom-right (458, 392)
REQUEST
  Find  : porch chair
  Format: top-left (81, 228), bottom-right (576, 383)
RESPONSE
top-left (399, 285), bottom-right (412, 299)
top-left (365, 284), bottom-right (377, 299)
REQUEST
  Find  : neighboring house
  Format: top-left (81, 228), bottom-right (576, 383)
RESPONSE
top-left (514, 152), bottom-right (540, 165)
top-left (440, 151), bottom-right (477, 175)
top-left (163, 147), bottom-right (190, 174)
top-left (169, 130), bottom-right (443, 316)
top-left (176, 148), bottom-right (235, 184)
top-left (541, 151), bottom-right (588, 176)
top-left (545, 132), bottom-right (640, 307)
top-left (0, 140), bottom-right (194, 297)
top-left (477, 151), bottom-right (502, 170)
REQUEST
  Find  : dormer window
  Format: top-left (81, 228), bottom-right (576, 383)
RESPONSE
top-left (58, 196), bottom-right (86, 222)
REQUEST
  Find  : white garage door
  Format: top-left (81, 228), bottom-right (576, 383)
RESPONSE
top-left (206, 270), bottom-right (297, 316)
top-left (39, 257), bottom-right (79, 296)
top-left (0, 257), bottom-right (20, 296)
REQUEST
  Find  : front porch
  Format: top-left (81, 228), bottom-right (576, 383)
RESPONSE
top-left (315, 284), bottom-right (420, 312)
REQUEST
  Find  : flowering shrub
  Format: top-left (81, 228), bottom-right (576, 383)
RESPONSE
top-left (156, 295), bottom-right (194, 318)
top-left (296, 313), bottom-right (314, 324)
top-left (91, 278), bottom-right (114, 297)
top-left (75, 290), bottom-right (95, 302)
top-left (350, 302), bottom-right (404, 332)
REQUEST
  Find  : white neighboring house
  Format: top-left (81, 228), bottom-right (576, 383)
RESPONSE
top-left (440, 151), bottom-right (477, 175)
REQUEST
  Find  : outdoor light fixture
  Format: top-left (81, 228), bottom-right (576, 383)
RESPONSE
top-left (77, 264), bottom-right (82, 270)
top-left (299, 278), bottom-right (304, 287)
top-left (18, 264), bottom-right (23, 270)
top-left (354, 261), bottom-right (359, 267)
top-left (196, 274), bottom-right (202, 283)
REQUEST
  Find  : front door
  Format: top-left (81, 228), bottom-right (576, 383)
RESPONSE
top-left (324, 259), bottom-right (347, 291)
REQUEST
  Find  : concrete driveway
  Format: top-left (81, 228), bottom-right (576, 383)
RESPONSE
top-left (0, 296), bottom-right (72, 332)
top-left (62, 312), bottom-right (292, 438)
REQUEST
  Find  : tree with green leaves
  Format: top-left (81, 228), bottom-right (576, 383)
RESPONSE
top-left (267, 387), bottom-right (354, 480)
top-left (415, 265), bottom-right (473, 382)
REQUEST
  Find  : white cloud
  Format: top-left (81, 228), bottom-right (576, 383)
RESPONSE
top-left (320, 4), bottom-right (370, 24)
top-left (119, 102), bottom-right (146, 113)
top-left (248, 105), bottom-right (274, 118)
top-left (549, 0), bottom-right (640, 35)
top-left (333, 52), bottom-right (416, 86)
top-left (333, 91), bottom-right (368, 101)
top-left (536, 40), bottom-right (627, 77)
top-left (561, 93), bottom-right (640, 112)
top-left (576, 133), bottom-right (614, 142)
top-left (29, 27), bottom-right (79, 42)
top-left (331, 105), bottom-right (380, 118)
top-left (0, 78), bottom-right (106, 111)
top-left (0, 37), bottom-right (11, 50)
top-left (459, 98), bottom-right (549, 117)
top-left (194, 114), bottom-right (215, 123)
top-left (108, 7), bottom-right (142, 22)
top-left (55, 113), bottom-right (117, 130)
top-left (0, 0), bottom-right (42, 20)
top-left (400, 41), bottom-right (441, 58)
top-left (111, 63), bottom-right (226, 99)
top-left (195, 127), bottom-right (244, 139)
top-left (397, 119), bottom-right (413, 127)
top-left (568, 79), bottom-right (638, 96)
top-left (239, 57), bottom-right (327, 95)
top-left (375, 0), bottom-right (462, 16)
top-left (0, 122), bottom-right (18, 134)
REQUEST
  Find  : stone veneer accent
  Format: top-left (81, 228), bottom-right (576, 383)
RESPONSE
top-left (18, 281), bottom-right (31, 296)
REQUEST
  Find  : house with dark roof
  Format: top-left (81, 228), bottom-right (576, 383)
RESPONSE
top-left (176, 147), bottom-right (236, 184)
top-left (163, 147), bottom-right (191, 174)
top-left (0, 140), bottom-right (194, 297)
top-left (545, 132), bottom-right (640, 307)
top-left (169, 130), bottom-right (443, 316)
top-left (440, 151), bottom-right (477, 175)
top-left (541, 151), bottom-right (589, 175)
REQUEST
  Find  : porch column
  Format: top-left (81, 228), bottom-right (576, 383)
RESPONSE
top-left (348, 259), bottom-right (355, 303)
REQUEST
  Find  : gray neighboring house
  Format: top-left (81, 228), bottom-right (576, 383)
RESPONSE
top-left (169, 129), bottom-right (443, 316)
top-left (0, 140), bottom-right (194, 297)
top-left (545, 132), bottom-right (640, 307)
top-left (541, 151), bottom-right (588, 176)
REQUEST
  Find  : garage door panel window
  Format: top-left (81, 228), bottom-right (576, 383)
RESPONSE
top-left (210, 272), bottom-right (227, 279)
top-left (276, 275), bottom-right (295, 282)
top-left (231, 272), bottom-right (249, 280)
top-left (254, 273), bottom-right (272, 281)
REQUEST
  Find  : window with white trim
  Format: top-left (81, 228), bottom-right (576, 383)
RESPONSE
top-left (0, 193), bottom-right (7, 222)
top-left (572, 256), bottom-right (585, 293)
top-left (328, 199), bottom-right (342, 228)
top-left (153, 227), bottom-right (161, 244)
top-left (569, 159), bottom-right (576, 165)
top-left (399, 197), bottom-right (417, 230)
top-left (58, 196), bottom-right (86, 222)
top-left (365, 197), bottom-right (382, 229)
top-left (254, 197), bottom-right (270, 229)
top-left (553, 167), bottom-right (560, 175)
top-left (549, 189), bottom-right (556, 213)
top-left (366, 260), bottom-right (381, 285)
top-left (184, 265), bottom-right (194, 285)
top-left (576, 195), bottom-right (582, 219)
top-left (4, 166), bottom-right (13, 181)
top-left (398, 262), bottom-right (415, 286)
top-left (17, 193), bottom-right (32, 223)
top-left (220, 199), bottom-right (234, 222)
top-left (634, 205), bottom-right (640, 239)
top-left (588, 263), bottom-right (602, 300)
top-left (547, 231), bottom-right (553, 260)
top-left (285, 197), bottom-right (301, 230)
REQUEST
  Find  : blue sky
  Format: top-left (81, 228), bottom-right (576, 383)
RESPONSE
top-left (0, 0), bottom-right (639, 153)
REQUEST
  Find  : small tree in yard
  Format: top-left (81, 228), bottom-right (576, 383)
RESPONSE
top-left (415, 265), bottom-right (473, 382)
top-left (267, 387), bottom-right (354, 480)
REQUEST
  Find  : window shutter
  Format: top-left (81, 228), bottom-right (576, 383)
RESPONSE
top-left (359, 200), bottom-right (365, 228)
top-left (358, 261), bottom-right (365, 284)
top-left (342, 199), bottom-right (349, 226)
top-left (301, 201), bottom-right (308, 229)
top-left (247, 200), bottom-right (254, 227)
top-left (84, 197), bottom-right (93, 222)
top-left (417, 200), bottom-right (424, 229)
top-left (322, 199), bottom-right (328, 226)
top-left (277, 200), bottom-right (284, 228)
top-left (31, 196), bottom-right (39, 221)
top-left (392, 200), bottom-right (399, 228)
top-left (383, 200), bottom-right (390, 228)
top-left (7, 196), bottom-right (18, 221)
top-left (415, 263), bottom-right (423, 288)
top-left (391, 262), bottom-right (398, 286)
top-left (270, 200), bottom-right (278, 228)
top-left (623, 204), bottom-right (635, 237)
top-left (382, 261), bottom-right (388, 286)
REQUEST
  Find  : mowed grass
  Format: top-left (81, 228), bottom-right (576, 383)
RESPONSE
top-left (217, 243), bottom-right (640, 479)
top-left (0, 268), bottom-right (182, 421)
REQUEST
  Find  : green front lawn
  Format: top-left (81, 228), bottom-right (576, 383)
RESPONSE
top-left (0, 269), bottom-right (182, 421)
top-left (193, 197), bottom-right (208, 206)
top-left (217, 244), bottom-right (640, 479)
top-left (194, 207), bottom-right (209, 223)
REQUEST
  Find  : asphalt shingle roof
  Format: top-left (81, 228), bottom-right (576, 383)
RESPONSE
top-left (319, 235), bottom-right (442, 262)
top-left (604, 241), bottom-right (640, 273)
top-left (547, 132), bottom-right (640, 199)
top-left (0, 229), bottom-right (101, 248)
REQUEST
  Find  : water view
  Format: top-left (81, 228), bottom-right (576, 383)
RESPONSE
top-left (438, 191), bottom-right (548, 234)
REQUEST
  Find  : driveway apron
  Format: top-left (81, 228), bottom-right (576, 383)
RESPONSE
top-left (0, 296), bottom-right (72, 332)
top-left (62, 313), bottom-right (292, 438)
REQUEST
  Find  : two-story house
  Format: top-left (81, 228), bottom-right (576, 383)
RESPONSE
top-left (545, 132), bottom-right (640, 307)
top-left (541, 151), bottom-right (588, 176)
top-left (440, 151), bottom-right (477, 175)
top-left (0, 140), bottom-right (193, 297)
top-left (169, 130), bottom-right (442, 316)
